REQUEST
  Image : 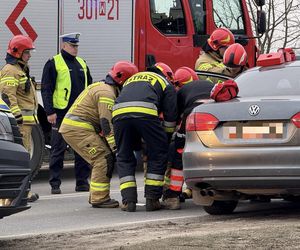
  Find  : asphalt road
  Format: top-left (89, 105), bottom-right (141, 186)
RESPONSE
top-left (0, 170), bottom-right (203, 238)
top-left (1, 166), bottom-right (300, 241)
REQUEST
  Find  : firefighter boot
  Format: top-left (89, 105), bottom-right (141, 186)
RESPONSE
top-left (92, 199), bottom-right (119, 208)
top-left (161, 197), bottom-right (181, 210)
top-left (27, 191), bottom-right (39, 202)
top-left (120, 202), bottom-right (136, 212)
top-left (146, 198), bottom-right (161, 211)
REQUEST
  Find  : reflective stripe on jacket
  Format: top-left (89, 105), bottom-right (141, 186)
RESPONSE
top-left (59, 81), bottom-right (117, 151)
top-left (53, 54), bottom-right (87, 109)
top-left (0, 63), bottom-right (37, 125)
top-left (195, 51), bottom-right (235, 84)
top-left (112, 71), bottom-right (177, 132)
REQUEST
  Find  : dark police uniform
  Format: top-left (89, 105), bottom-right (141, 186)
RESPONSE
top-left (112, 70), bottom-right (177, 204)
top-left (41, 48), bottom-right (92, 191)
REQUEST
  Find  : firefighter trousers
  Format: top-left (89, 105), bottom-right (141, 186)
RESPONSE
top-left (49, 116), bottom-right (90, 188)
top-left (19, 124), bottom-right (33, 153)
top-left (61, 127), bottom-right (112, 204)
top-left (164, 135), bottom-right (185, 198)
top-left (113, 117), bottom-right (168, 203)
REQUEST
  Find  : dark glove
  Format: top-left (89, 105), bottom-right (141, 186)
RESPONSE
top-left (15, 114), bottom-right (23, 125)
top-left (105, 151), bottom-right (116, 178)
top-left (25, 78), bottom-right (31, 93)
top-left (174, 134), bottom-right (185, 151)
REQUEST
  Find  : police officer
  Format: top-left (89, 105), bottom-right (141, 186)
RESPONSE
top-left (0, 35), bottom-right (39, 202)
top-left (195, 27), bottom-right (235, 83)
top-left (41, 33), bottom-right (92, 194)
top-left (112, 62), bottom-right (177, 212)
top-left (59, 61), bottom-right (138, 208)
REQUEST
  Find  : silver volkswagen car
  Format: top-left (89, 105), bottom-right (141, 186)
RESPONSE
top-left (183, 58), bottom-right (300, 215)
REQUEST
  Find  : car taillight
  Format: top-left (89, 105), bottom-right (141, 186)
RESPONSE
top-left (291, 112), bottom-right (300, 128)
top-left (186, 112), bottom-right (219, 131)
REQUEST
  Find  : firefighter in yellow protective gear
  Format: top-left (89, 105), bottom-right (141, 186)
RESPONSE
top-left (59, 61), bottom-right (138, 208)
top-left (195, 27), bottom-right (236, 83)
top-left (0, 35), bottom-right (39, 202)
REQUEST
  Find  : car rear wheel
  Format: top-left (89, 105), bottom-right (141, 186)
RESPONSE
top-left (203, 200), bottom-right (238, 215)
top-left (29, 125), bottom-right (44, 180)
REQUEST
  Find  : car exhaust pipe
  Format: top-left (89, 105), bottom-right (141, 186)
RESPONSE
top-left (200, 189), bottom-right (208, 196)
top-left (207, 190), bottom-right (216, 197)
top-left (207, 189), bottom-right (239, 200)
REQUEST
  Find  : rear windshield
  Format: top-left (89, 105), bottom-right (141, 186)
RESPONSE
top-left (236, 66), bottom-right (300, 97)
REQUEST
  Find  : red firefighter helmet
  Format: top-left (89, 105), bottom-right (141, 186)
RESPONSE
top-left (223, 43), bottom-right (247, 67)
top-left (154, 62), bottom-right (174, 83)
top-left (7, 35), bottom-right (35, 59)
top-left (207, 27), bottom-right (235, 51)
top-left (174, 67), bottom-right (198, 87)
top-left (210, 79), bottom-right (239, 102)
top-left (108, 60), bottom-right (138, 85)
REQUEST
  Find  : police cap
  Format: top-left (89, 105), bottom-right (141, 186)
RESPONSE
top-left (60, 32), bottom-right (81, 45)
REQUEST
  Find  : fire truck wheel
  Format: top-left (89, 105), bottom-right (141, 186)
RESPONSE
top-left (29, 125), bottom-right (44, 180)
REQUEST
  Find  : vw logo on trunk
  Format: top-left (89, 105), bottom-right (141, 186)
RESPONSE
top-left (248, 104), bottom-right (260, 116)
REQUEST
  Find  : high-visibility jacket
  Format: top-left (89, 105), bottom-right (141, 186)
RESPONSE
top-left (112, 71), bottom-right (177, 133)
top-left (59, 81), bottom-right (118, 151)
top-left (0, 60), bottom-right (38, 125)
top-left (53, 54), bottom-right (88, 109)
top-left (195, 51), bottom-right (234, 84)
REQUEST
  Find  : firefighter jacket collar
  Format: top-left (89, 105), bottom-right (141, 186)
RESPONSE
top-left (17, 59), bottom-right (28, 71)
top-left (5, 53), bottom-right (18, 65)
top-left (146, 66), bottom-right (168, 81)
top-left (208, 51), bottom-right (223, 62)
top-left (104, 75), bottom-right (117, 86)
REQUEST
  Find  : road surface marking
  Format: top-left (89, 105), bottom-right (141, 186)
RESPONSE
top-left (39, 188), bottom-right (144, 200)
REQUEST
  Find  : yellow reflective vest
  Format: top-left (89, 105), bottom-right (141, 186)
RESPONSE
top-left (53, 54), bottom-right (87, 109)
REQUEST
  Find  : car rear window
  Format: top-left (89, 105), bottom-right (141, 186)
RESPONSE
top-left (236, 66), bottom-right (300, 97)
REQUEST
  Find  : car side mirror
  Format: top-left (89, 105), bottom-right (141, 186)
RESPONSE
top-left (257, 10), bottom-right (266, 34)
top-left (254, 0), bottom-right (265, 6)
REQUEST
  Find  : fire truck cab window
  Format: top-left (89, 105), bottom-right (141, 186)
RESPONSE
top-left (188, 0), bottom-right (205, 35)
top-left (150, 0), bottom-right (187, 35)
top-left (212, 0), bottom-right (245, 34)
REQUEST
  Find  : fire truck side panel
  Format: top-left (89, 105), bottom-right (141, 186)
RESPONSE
top-left (61, 0), bottom-right (134, 81)
top-left (0, 0), bottom-right (58, 81)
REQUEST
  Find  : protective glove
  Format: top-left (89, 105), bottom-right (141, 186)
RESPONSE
top-left (15, 114), bottom-right (23, 125)
top-left (25, 78), bottom-right (31, 93)
top-left (105, 150), bottom-right (117, 178)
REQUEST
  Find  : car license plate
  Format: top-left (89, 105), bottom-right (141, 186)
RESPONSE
top-left (223, 122), bottom-right (284, 139)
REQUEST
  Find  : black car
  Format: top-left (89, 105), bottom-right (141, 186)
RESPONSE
top-left (0, 98), bottom-right (31, 219)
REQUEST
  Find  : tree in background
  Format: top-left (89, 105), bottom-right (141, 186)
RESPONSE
top-left (247, 0), bottom-right (300, 53)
